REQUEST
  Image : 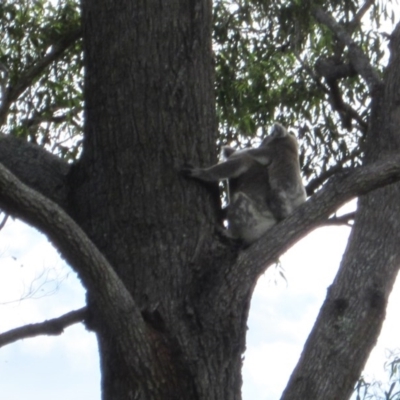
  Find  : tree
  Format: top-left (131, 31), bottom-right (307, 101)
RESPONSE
top-left (1, 0), bottom-right (400, 399)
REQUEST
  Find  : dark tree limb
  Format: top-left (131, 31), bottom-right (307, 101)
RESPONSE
top-left (311, 1), bottom-right (375, 130)
top-left (0, 133), bottom-right (70, 210)
top-left (0, 28), bottom-right (82, 126)
top-left (313, 7), bottom-right (382, 94)
top-left (0, 307), bottom-right (87, 348)
top-left (202, 154), bottom-right (400, 399)
top-left (278, 20), bottom-right (400, 400)
top-left (0, 62), bottom-right (8, 100)
top-left (327, 80), bottom-right (359, 130)
top-left (0, 161), bottom-right (160, 385)
top-left (207, 154), bottom-right (400, 314)
top-left (315, 58), bottom-right (356, 81)
top-left (296, 54), bottom-right (366, 131)
top-left (315, 58), bottom-right (367, 131)
top-left (0, 213), bottom-right (8, 230)
top-left (248, 155), bottom-right (400, 279)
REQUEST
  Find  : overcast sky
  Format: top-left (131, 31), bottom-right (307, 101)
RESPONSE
top-left (1, 202), bottom-right (400, 400)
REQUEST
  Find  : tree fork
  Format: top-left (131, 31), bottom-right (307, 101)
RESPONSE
top-left (281, 22), bottom-right (400, 400)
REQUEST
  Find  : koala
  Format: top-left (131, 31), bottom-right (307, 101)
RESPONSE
top-left (256, 123), bottom-right (307, 221)
top-left (181, 123), bottom-right (306, 245)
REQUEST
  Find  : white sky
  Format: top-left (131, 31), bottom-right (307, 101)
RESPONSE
top-left (0, 201), bottom-right (400, 400)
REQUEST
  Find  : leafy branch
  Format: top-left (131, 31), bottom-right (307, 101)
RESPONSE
top-left (313, 6), bottom-right (382, 94)
top-left (0, 28), bottom-right (82, 127)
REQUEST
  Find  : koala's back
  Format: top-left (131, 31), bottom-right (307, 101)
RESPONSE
top-left (229, 161), bottom-right (269, 200)
top-left (227, 162), bottom-right (276, 244)
top-left (266, 134), bottom-right (306, 217)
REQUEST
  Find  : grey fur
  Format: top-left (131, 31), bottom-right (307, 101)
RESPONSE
top-left (181, 123), bottom-right (306, 244)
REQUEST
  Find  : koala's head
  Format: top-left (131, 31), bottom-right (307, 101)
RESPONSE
top-left (260, 123), bottom-right (288, 147)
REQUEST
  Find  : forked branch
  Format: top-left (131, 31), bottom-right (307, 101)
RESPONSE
top-left (313, 7), bottom-right (382, 93)
top-left (0, 161), bottom-right (158, 382)
top-left (208, 155), bottom-right (400, 312)
top-left (247, 154), bottom-right (400, 278)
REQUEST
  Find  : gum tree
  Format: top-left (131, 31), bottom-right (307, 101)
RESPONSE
top-left (1, 1), bottom-right (400, 399)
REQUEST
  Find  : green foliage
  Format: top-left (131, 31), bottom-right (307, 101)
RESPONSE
top-left (0, 0), bottom-right (82, 161)
top-left (354, 350), bottom-right (400, 400)
top-left (0, 0), bottom-right (397, 181)
top-left (213, 0), bottom-right (395, 187)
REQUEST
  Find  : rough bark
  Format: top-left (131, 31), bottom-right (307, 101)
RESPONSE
top-left (74, 0), bottom-right (225, 398)
top-left (0, 161), bottom-right (160, 377)
top-left (1, 2), bottom-right (400, 400)
top-left (2, 124), bottom-right (400, 398)
top-left (2, 139), bottom-right (400, 398)
top-left (281, 22), bottom-right (400, 400)
top-left (0, 133), bottom-right (70, 208)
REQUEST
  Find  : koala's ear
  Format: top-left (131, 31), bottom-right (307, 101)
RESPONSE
top-left (270, 122), bottom-right (287, 138)
top-left (222, 146), bottom-right (236, 159)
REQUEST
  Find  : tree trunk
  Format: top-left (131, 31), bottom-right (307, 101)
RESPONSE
top-left (71, 0), bottom-right (246, 398)
top-left (1, 2), bottom-right (400, 399)
top-left (281, 22), bottom-right (400, 400)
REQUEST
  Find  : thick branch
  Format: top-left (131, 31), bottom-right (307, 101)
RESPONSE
top-left (277, 19), bottom-right (400, 400)
top-left (315, 58), bottom-right (356, 81)
top-left (0, 161), bottom-right (159, 384)
top-left (0, 134), bottom-right (70, 209)
top-left (315, 58), bottom-right (367, 130)
top-left (312, 2), bottom-right (375, 130)
top-left (0, 28), bottom-right (82, 126)
top-left (0, 307), bottom-right (87, 348)
top-left (207, 155), bottom-right (400, 313)
top-left (200, 155), bottom-right (400, 330)
top-left (313, 7), bottom-right (382, 93)
top-left (246, 155), bottom-right (400, 279)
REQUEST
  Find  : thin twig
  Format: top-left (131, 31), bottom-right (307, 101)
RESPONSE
top-left (324, 211), bottom-right (356, 226)
top-left (306, 147), bottom-right (363, 196)
top-left (0, 213), bottom-right (8, 230)
top-left (0, 307), bottom-right (87, 348)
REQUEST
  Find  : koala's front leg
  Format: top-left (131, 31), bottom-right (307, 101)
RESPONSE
top-left (181, 157), bottom-right (251, 182)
